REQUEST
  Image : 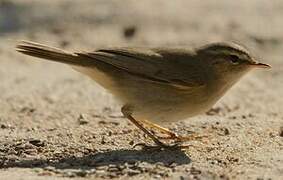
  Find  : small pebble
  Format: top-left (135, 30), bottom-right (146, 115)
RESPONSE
top-left (223, 128), bottom-right (230, 135)
top-left (78, 114), bottom-right (89, 125)
top-left (0, 124), bottom-right (11, 129)
top-left (124, 169), bottom-right (140, 176)
top-left (101, 136), bottom-right (106, 144)
top-left (123, 26), bottom-right (137, 39)
top-left (28, 139), bottom-right (45, 147)
top-left (279, 127), bottom-right (283, 137)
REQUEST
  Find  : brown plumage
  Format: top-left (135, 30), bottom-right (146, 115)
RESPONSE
top-left (16, 40), bottom-right (270, 147)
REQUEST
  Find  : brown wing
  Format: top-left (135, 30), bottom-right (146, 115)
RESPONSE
top-left (76, 47), bottom-right (206, 89)
top-left (16, 41), bottom-right (205, 89)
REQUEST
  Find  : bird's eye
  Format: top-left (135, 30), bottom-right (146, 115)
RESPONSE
top-left (229, 55), bottom-right (240, 64)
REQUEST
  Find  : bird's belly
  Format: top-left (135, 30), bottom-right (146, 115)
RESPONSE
top-left (118, 82), bottom-right (212, 125)
top-left (132, 98), bottom-right (211, 125)
top-left (72, 66), bottom-right (215, 125)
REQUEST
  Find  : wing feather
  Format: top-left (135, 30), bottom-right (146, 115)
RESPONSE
top-left (76, 47), bottom-right (206, 89)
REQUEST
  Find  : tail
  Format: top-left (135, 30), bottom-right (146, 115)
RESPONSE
top-left (16, 41), bottom-right (93, 66)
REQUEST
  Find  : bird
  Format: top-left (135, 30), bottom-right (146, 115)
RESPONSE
top-left (16, 41), bottom-right (270, 148)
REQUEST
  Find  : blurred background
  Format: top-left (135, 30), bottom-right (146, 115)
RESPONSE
top-left (0, 0), bottom-right (282, 179)
top-left (1, 0), bottom-right (283, 47)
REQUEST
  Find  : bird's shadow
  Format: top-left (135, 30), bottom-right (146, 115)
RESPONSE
top-left (2, 147), bottom-right (191, 170)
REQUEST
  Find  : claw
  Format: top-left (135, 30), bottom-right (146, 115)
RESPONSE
top-left (132, 141), bottom-right (192, 150)
top-left (132, 143), bottom-right (164, 151)
top-left (158, 134), bottom-right (210, 143)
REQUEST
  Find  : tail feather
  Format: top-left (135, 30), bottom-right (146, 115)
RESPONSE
top-left (16, 41), bottom-right (93, 66)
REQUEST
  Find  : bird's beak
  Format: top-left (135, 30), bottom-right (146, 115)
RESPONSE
top-left (249, 62), bottom-right (271, 69)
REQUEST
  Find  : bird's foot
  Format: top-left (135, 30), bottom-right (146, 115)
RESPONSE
top-left (132, 141), bottom-right (193, 151)
top-left (157, 133), bottom-right (209, 143)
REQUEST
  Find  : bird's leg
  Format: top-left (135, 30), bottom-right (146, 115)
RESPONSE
top-left (138, 119), bottom-right (179, 138)
top-left (139, 119), bottom-right (208, 142)
top-left (121, 105), bottom-right (167, 147)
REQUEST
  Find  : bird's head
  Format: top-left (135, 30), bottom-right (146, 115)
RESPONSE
top-left (196, 42), bottom-right (270, 84)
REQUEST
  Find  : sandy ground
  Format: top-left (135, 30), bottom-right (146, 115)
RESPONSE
top-left (0, 0), bottom-right (282, 179)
